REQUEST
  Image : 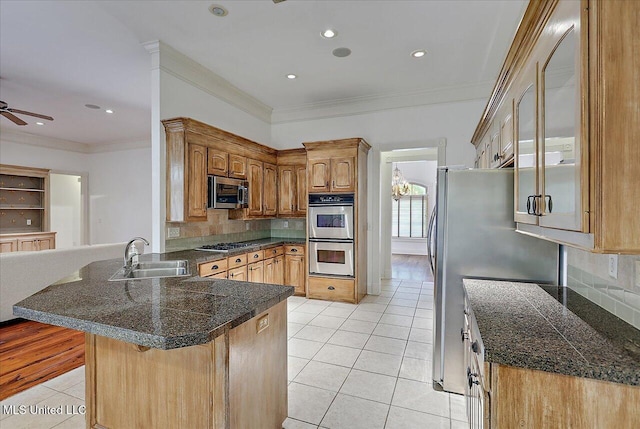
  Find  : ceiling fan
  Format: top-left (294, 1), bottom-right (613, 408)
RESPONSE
top-left (0, 100), bottom-right (54, 126)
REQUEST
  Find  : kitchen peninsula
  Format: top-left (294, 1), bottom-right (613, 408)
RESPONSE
top-left (13, 251), bottom-right (294, 429)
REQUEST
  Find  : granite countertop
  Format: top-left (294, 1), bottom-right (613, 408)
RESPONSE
top-left (13, 241), bottom-right (299, 350)
top-left (463, 279), bottom-right (640, 386)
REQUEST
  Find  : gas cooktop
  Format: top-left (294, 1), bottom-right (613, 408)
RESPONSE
top-left (195, 242), bottom-right (255, 252)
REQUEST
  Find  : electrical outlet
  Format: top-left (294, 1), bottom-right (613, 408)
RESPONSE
top-left (246, 223), bottom-right (250, 231)
top-left (608, 254), bottom-right (618, 279)
top-left (283, 221), bottom-right (289, 228)
top-left (167, 227), bottom-right (180, 238)
top-left (26, 219), bottom-right (31, 226)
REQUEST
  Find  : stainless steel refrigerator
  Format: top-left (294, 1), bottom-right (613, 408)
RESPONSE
top-left (428, 167), bottom-right (558, 394)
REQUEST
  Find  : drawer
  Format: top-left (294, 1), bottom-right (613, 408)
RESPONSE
top-left (264, 246), bottom-right (284, 258)
top-left (285, 245), bottom-right (305, 256)
top-left (198, 259), bottom-right (228, 277)
top-left (227, 253), bottom-right (248, 269)
top-left (308, 277), bottom-right (355, 303)
top-left (247, 250), bottom-right (264, 262)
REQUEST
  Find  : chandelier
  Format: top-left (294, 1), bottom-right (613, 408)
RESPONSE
top-left (391, 163), bottom-right (410, 201)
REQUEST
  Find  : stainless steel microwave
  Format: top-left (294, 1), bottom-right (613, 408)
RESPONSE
top-left (208, 176), bottom-right (248, 209)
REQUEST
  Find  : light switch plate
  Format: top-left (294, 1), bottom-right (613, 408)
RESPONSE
top-left (608, 254), bottom-right (618, 279)
top-left (26, 219), bottom-right (31, 226)
top-left (167, 227), bottom-right (180, 238)
top-left (283, 221), bottom-right (289, 228)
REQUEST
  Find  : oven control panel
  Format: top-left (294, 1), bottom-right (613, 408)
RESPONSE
top-left (309, 194), bottom-right (354, 205)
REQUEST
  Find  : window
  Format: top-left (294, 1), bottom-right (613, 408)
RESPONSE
top-left (392, 183), bottom-right (428, 238)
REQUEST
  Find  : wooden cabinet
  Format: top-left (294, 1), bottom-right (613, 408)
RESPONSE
top-left (198, 259), bottom-right (228, 278)
top-left (228, 266), bottom-right (247, 282)
top-left (247, 159), bottom-right (263, 217)
top-left (248, 261), bottom-right (264, 283)
top-left (263, 163), bottom-right (277, 217)
top-left (264, 255), bottom-right (284, 285)
top-left (307, 157), bottom-right (355, 193)
top-left (228, 154), bottom-right (246, 179)
top-left (0, 164), bottom-right (55, 252)
top-left (277, 149), bottom-right (307, 218)
top-left (307, 277), bottom-right (356, 303)
top-left (471, 0), bottom-right (640, 253)
top-left (187, 143), bottom-right (208, 221)
top-left (284, 254), bottom-right (305, 296)
top-left (207, 149), bottom-right (228, 176)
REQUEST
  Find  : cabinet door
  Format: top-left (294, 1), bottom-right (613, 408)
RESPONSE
top-left (285, 254), bottom-right (305, 295)
top-left (539, 8), bottom-right (583, 232)
top-left (264, 257), bottom-right (276, 284)
top-left (228, 154), bottom-right (247, 179)
top-left (308, 159), bottom-right (330, 193)
top-left (0, 238), bottom-right (17, 253)
top-left (207, 149), bottom-right (228, 176)
top-left (17, 238), bottom-right (37, 251)
top-left (489, 130), bottom-right (501, 169)
top-left (188, 144), bottom-right (208, 220)
top-left (274, 255), bottom-right (284, 285)
top-left (263, 163), bottom-right (277, 217)
top-left (500, 108), bottom-right (514, 162)
top-left (248, 261), bottom-right (264, 283)
top-left (514, 72), bottom-right (538, 225)
top-left (330, 157), bottom-right (355, 192)
top-left (295, 166), bottom-right (307, 215)
top-left (247, 159), bottom-right (263, 216)
top-left (228, 266), bottom-right (247, 282)
top-left (38, 237), bottom-right (54, 250)
top-left (277, 166), bottom-right (295, 216)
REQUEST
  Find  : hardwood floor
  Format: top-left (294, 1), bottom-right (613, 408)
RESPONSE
top-left (0, 319), bottom-right (84, 400)
top-left (392, 254), bottom-right (433, 282)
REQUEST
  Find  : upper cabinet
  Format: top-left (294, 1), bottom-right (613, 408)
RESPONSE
top-left (305, 151), bottom-right (357, 194)
top-left (471, 0), bottom-right (640, 253)
top-left (277, 149), bottom-right (307, 218)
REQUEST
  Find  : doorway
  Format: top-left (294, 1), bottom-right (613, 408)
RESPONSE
top-left (50, 173), bottom-right (85, 248)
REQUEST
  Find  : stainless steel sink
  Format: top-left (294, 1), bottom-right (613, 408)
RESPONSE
top-left (109, 260), bottom-right (191, 281)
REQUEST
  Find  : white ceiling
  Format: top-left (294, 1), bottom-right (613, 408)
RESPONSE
top-left (0, 0), bottom-right (526, 147)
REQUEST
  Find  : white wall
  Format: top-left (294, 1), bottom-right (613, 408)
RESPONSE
top-left (50, 173), bottom-right (82, 248)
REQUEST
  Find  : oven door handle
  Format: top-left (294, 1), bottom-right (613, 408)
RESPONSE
top-left (309, 238), bottom-right (355, 243)
top-left (308, 203), bottom-right (354, 207)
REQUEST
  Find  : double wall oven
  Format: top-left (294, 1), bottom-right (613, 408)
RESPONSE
top-left (308, 194), bottom-right (354, 277)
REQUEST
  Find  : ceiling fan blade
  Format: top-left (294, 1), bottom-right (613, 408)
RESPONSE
top-left (7, 108), bottom-right (54, 121)
top-left (1, 111), bottom-right (28, 126)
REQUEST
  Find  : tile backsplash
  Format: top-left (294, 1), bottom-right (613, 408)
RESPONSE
top-left (566, 246), bottom-right (640, 329)
top-left (165, 209), bottom-right (305, 252)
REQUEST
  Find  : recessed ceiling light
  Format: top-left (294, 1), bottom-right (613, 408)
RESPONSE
top-left (411, 50), bottom-right (427, 58)
top-left (332, 47), bottom-right (351, 58)
top-left (85, 104), bottom-right (101, 109)
top-left (209, 4), bottom-right (228, 17)
top-left (36, 122), bottom-right (44, 126)
top-left (321, 29), bottom-right (337, 39)
top-left (105, 109), bottom-right (114, 114)
top-left (286, 74), bottom-right (297, 79)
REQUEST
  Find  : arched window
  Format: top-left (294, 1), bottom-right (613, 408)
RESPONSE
top-left (392, 183), bottom-right (428, 238)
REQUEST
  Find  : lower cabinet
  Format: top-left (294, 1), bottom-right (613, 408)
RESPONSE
top-left (227, 266), bottom-right (247, 282)
top-left (284, 245), bottom-right (306, 296)
top-left (307, 277), bottom-right (355, 303)
top-left (0, 232), bottom-right (56, 252)
top-left (248, 261), bottom-right (264, 283)
top-left (264, 255), bottom-right (284, 285)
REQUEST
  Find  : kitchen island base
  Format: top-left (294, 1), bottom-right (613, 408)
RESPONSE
top-left (84, 301), bottom-right (287, 429)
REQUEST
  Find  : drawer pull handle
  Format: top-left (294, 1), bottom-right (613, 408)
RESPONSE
top-left (212, 265), bottom-right (219, 270)
top-left (254, 254), bottom-right (259, 258)
top-left (328, 286), bottom-right (335, 290)
top-left (291, 248), bottom-right (297, 252)
top-left (236, 258), bottom-right (241, 263)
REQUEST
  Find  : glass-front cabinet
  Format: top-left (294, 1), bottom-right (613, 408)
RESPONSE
top-left (513, 0), bottom-right (585, 232)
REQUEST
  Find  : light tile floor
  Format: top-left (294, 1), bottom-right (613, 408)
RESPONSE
top-left (0, 279), bottom-right (468, 429)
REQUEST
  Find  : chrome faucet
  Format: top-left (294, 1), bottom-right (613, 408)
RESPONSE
top-left (124, 237), bottom-right (150, 270)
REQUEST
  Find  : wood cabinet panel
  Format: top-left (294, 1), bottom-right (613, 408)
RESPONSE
top-left (187, 144), bottom-right (208, 220)
top-left (247, 159), bottom-right (263, 217)
top-left (14, 233), bottom-right (56, 252)
top-left (277, 166), bottom-right (295, 216)
top-left (284, 245), bottom-right (305, 255)
top-left (228, 154), bottom-right (246, 179)
top-left (264, 257), bottom-right (284, 285)
top-left (0, 238), bottom-right (17, 253)
top-left (228, 254), bottom-right (248, 269)
top-left (265, 245), bottom-right (284, 258)
top-left (307, 277), bottom-right (355, 303)
top-left (308, 159), bottom-right (331, 193)
top-left (248, 250), bottom-right (264, 263)
top-left (331, 157), bottom-right (355, 192)
top-left (198, 259), bottom-right (228, 277)
top-left (295, 165), bottom-right (307, 215)
top-left (228, 266), bottom-right (247, 282)
top-left (284, 254), bottom-right (305, 296)
top-left (263, 163), bottom-right (277, 217)
top-left (211, 271), bottom-right (228, 279)
top-left (207, 149), bottom-right (228, 176)
top-left (247, 261), bottom-right (264, 283)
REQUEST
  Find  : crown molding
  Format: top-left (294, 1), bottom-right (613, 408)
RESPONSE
top-left (271, 81), bottom-right (495, 124)
top-left (0, 127), bottom-right (150, 154)
top-left (144, 40), bottom-right (272, 124)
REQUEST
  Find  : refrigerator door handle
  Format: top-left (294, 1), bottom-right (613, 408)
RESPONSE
top-left (427, 206), bottom-right (437, 276)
